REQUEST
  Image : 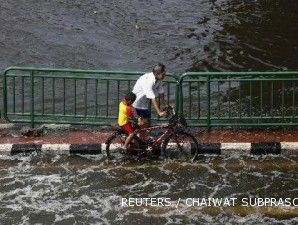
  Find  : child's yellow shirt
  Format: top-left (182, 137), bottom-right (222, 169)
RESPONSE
top-left (118, 100), bottom-right (134, 126)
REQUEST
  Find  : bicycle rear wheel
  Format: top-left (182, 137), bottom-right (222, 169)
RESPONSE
top-left (105, 130), bottom-right (128, 160)
top-left (162, 131), bottom-right (199, 161)
top-left (105, 130), bottom-right (145, 160)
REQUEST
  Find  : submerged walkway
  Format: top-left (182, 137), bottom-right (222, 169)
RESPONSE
top-left (0, 124), bottom-right (297, 155)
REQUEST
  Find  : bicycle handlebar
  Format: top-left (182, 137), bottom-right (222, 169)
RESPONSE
top-left (162, 105), bottom-right (175, 118)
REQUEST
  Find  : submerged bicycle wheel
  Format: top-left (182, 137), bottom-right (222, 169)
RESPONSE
top-left (105, 131), bottom-right (128, 160)
top-left (162, 131), bottom-right (199, 161)
top-left (105, 130), bottom-right (144, 160)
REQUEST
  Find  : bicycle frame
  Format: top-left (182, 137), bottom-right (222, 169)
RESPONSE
top-left (128, 124), bottom-right (175, 152)
top-left (119, 106), bottom-right (180, 152)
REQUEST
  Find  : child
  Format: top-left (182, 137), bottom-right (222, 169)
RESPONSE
top-left (118, 92), bottom-right (138, 149)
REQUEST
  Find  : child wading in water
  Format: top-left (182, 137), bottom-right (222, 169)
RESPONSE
top-left (118, 92), bottom-right (143, 150)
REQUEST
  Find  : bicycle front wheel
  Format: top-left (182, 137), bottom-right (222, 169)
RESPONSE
top-left (162, 131), bottom-right (199, 161)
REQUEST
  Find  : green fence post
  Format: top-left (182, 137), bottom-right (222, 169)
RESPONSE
top-left (206, 75), bottom-right (211, 132)
top-left (2, 70), bottom-right (8, 122)
top-left (175, 79), bottom-right (180, 116)
top-left (177, 75), bottom-right (184, 117)
top-left (30, 71), bottom-right (35, 128)
top-left (0, 70), bottom-right (3, 119)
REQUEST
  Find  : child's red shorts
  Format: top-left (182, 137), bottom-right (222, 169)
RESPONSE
top-left (121, 123), bottom-right (134, 134)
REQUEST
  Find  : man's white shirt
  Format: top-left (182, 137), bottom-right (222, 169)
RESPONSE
top-left (132, 72), bottom-right (164, 109)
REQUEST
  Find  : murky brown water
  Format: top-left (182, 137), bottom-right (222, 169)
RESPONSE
top-left (0, 153), bottom-right (297, 224)
top-left (1, 0), bottom-right (298, 73)
top-left (0, 0), bottom-right (298, 224)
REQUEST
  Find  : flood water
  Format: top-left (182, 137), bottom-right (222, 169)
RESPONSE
top-left (0, 153), bottom-right (297, 225)
top-left (0, 0), bottom-right (298, 224)
top-left (1, 0), bottom-right (298, 73)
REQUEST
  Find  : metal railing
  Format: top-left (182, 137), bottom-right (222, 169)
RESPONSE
top-left (2, 67), bottom-right (178, 127)
top-left (1, 67), bottom-right (297, 129)
top-left (179, 72), bottom-right (298, 130)
top-left (0, 70), bottom-right (3, 118)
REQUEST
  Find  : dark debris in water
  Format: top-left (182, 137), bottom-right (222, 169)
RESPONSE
top-left (20, 128), bottom-right (44, 137)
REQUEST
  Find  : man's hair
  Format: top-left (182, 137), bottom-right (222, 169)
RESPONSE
top-left (125, 92), bottom-right (136, 102)
top-left (152, 63), bottom-right (166, 73)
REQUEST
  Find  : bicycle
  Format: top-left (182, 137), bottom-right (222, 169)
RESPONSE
top-left (105, 106), bottom-right (199, 161)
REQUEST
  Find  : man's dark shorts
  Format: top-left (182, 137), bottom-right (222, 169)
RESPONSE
top-left (135, 108), bottom-right (151, 119)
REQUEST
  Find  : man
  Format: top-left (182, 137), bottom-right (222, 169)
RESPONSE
top-left (132, 63), bottom-right (167, 125)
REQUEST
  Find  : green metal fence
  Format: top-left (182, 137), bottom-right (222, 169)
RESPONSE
top-left (0, 70), bottom-right (4, 118)
top-left (2, 67), bottom-right (178, 127)
top-left (1, 67), bottom-right (298, 129)
top-left (179, 72), bottom-right (298, 129)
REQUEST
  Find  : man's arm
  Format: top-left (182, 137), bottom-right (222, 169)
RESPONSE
top-left (152, 98), bottom-right (166, 117)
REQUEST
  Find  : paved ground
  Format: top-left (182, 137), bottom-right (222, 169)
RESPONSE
top-left (0, 124), bottom-right (297, 144)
